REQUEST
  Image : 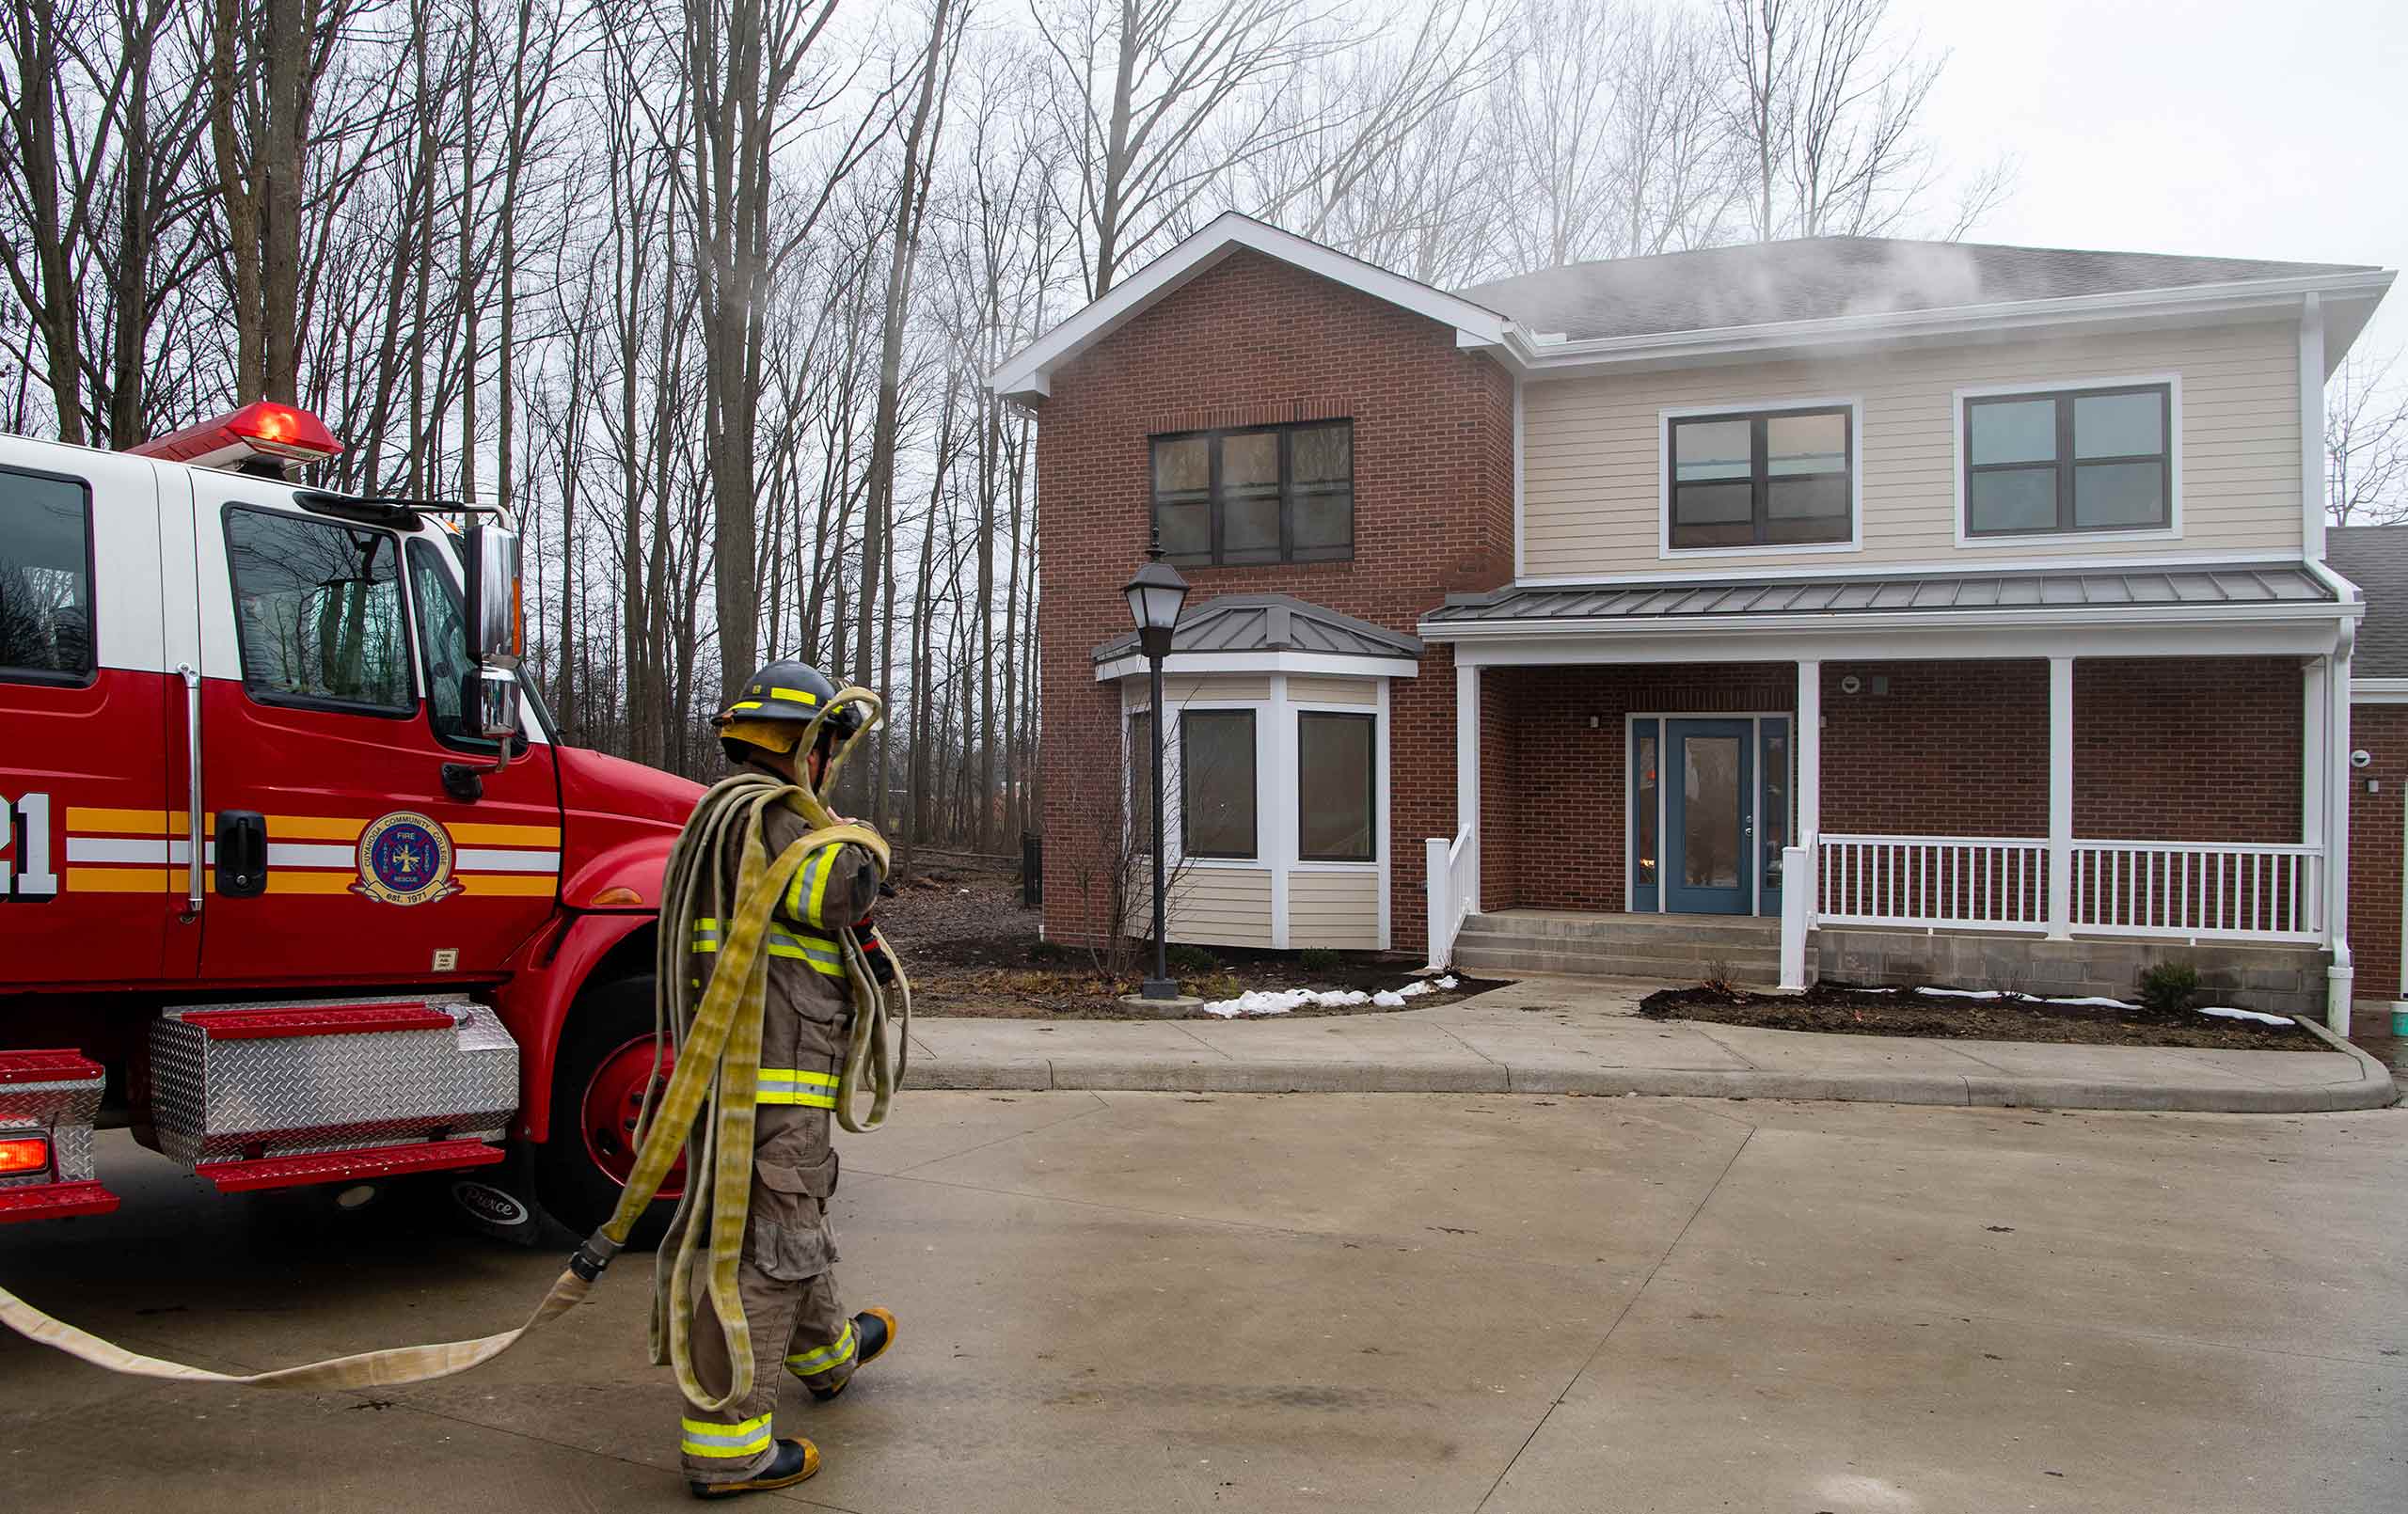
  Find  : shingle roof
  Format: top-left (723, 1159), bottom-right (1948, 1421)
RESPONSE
top-left (1455, 237), bottom-right (2378, 343)
top-left (1423, 564), bottom-right (2338, 626)
top-left (2328, 527), bottom-right (2408, 676)
top-left (1093, 592), bottom-right (1422, 662)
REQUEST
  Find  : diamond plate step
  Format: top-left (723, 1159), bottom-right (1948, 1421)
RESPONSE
top-left (197, 1138), bottom-right (506, 1194)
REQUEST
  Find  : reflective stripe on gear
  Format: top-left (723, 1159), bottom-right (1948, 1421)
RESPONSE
top-left (681, 1412), bottom-right (774, 1459)
top-left (756, 1066), bottom-right (840, 1108)
top-left (784, 844), bottom-right (844, 930)
top-left (763, 929), bottom-right (844, 977)
top-left (784, 1320), bottom-right (855, 1378)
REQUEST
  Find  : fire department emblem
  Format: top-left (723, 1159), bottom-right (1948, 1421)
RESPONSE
top-left (354, 812), bottom-right (461, 907)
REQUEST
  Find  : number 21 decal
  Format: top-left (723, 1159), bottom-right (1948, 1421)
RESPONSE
top-left (2, 792), bottom-right (58, 900)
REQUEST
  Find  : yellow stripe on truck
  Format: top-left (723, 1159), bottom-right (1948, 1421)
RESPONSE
top-left (66, 808), bottom-right (174, 835)
top-left (450, 823), bottom-right (562, 845)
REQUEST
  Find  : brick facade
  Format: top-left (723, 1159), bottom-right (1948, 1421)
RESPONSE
top-left (1033, 249), bottom-right (1515, 952)
top-left (2348, 702), bottom-right (2408, 1001)
top-left (1476, 657), bottom-right (2303, 915)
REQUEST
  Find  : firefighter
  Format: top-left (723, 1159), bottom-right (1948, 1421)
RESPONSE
top-left (675, 658), bottom-right (898, 1500)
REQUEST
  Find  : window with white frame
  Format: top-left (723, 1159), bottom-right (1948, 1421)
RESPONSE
top-left (1963, 382), bottom-right (2172, 537)
top-left (1297, 712), bottom-right (1374, 861)
top-left (1667, 405), bottom-right (1854, 549)
top-left (1180, 708), bottom-right (1258, 859)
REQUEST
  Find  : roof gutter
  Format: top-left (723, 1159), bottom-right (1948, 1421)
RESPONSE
top-left (1494, 269), bottom-right (2397, 373)
top-left (1419, 597), bottom-right (2364, 643)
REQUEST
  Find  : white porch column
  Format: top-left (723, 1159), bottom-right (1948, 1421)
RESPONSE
top-left (1783, 660), bottom-right (1821, 990)
top-left (2326, 631), bottom-right (2355, 1032)
top-left (2048, 656), bottom-right (2074, 939)
top-left (2302, 658), bottom-right (2328, 853)
top-left (1456, 661), bottom-right (1481, 913)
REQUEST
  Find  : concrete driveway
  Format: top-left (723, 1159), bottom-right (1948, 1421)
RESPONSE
top-left (0, 1095), bottom-right (2400, 1513)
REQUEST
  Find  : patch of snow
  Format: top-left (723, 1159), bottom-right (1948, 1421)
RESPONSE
top-left (1919, 987), bottom-right (2004, 1000)
top-left (1914, 986), bottom-right (2136, 1009)
top-left (2198, 1005), bottom-right (2293, 1027)
top-left (1198, 976), bottom-right (1456, 1017)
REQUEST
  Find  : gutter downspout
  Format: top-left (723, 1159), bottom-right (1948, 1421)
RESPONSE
top-left (2328, 615), bottom-right (2355, 1034)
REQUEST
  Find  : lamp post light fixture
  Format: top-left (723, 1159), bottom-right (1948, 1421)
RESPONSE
top-left (1124, 536), bottom-right (1190, 1000)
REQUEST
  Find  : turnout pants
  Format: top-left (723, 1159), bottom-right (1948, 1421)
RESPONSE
top-left (676, 1058), bottom-right (862, 1484)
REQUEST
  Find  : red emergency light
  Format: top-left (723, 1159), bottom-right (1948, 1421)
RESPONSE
top-left (127, 402), bottom-right (344, 470)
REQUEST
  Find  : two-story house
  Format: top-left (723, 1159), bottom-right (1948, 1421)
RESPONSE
top-left (994, 213), bottom-right (2396, 1030)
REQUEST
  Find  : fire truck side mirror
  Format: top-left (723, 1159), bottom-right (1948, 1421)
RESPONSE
top-left (464, 523), bottom-right (525, 746)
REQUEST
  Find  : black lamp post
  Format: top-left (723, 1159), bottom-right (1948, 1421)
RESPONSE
top-left (1124, 537), bottom-right (1189, 1000)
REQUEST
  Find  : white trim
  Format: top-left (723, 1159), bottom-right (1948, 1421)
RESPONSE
top-left (1095, 650), bottom-right (1418, 683)
top-left (2302, 294), bottom-right (2327, 561)
top-left (1426, 598), bottom-right (2357, 646)
top-left (1376, 678), bottom-right (1393, 950)
top-left (2304, 660), bottom-right (2327, 854)
top-left (1505, 546), bottom-right (2298, 591)
top-left (1266, 675), bottom-right (1292, 948)
top-left (1657, 396), bottom-right (1865, 560)
top-left (1949, 373), bottom-right (2183, 549)
top-left (1497, 270), bottom-right (2394, 376)
top-left (1447, 620), bottom-right (2346, 669)
top-left (1455, 662), bottom-right (1480, 918)
top-left (1512, 376), bottom-right (1526, 580)
top-left (2351, 676), bottom-right (2408, 704)
top-left (988, 211), bottom-right (1510, 402)
top-left (2047, 657), bottom-right (2074, 939)
top-left (2328, 626), bottom-right (2356, 1031)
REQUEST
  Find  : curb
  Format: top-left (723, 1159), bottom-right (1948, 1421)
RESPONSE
top-left (904, 1029), bottom-right (2402, 1112)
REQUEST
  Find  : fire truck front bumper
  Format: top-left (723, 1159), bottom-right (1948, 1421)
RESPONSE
top-left (150, 996), bottom-right (517, 1193)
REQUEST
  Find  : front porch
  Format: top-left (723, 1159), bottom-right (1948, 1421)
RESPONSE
top-left (1419, 564), bottom-right (2363, 1025)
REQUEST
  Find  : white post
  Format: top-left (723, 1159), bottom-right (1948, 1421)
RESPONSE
top-left (1792, 660), bottom-right (1821, 988)
top-left (1779, 845), bottom-right (1812, 990)
top-left (2048, 656), bottom-right (2074, 939)
top-left (1425, 835), bottom-right (1452, 971)
top-left (1456, 661), bottom-right (1481, 913)
top-left (2302, 658), bottom-right (2327, 853)
top-left (2301, 292), bottom-right (2327, 562)
top-left (2327, 635), bottom-right (2354, 1033)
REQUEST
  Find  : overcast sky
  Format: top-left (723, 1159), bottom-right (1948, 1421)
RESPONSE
top-left (1899, 0), bottom-right (2405, 361)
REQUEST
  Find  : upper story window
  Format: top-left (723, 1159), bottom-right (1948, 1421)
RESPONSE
top-left (1666, 405), bottom-right (1854, 551)
top-left (0, 466), bottom-right (95, 685)
top-left (1963, 382), bottom-right (2172, 538)
top-left (1152, 421), bottom-right (1352, 567)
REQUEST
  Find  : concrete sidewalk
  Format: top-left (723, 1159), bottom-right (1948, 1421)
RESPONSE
top-left (907, 976), bottom-right (2400, 1112)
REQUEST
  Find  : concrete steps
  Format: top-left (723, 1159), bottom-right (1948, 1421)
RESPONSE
top-left (1453, 911), bottom-right (1780, 984)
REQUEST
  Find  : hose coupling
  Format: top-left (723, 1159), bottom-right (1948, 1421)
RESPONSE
top-left (568, 1232), bottom-right (625, 1282)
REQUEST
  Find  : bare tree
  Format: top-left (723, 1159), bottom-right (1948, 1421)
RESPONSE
top-left (2330, 349), bottom-right (2408, 526)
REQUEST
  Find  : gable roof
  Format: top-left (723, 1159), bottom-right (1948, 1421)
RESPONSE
top-left (1092, 592), bottom-right (1422, 665)
top-left (2328, 526), bottom-right (2408, 677)
top-left (1456, 237), bottom-right (2382, 344)
top-left (990, 213), bottom-right (1510, 403)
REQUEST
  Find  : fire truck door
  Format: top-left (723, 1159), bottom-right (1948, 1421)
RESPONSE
top-left (191, 484), bottom-right (562, 986)
top-left (0, 444), bottom-right (182, 988)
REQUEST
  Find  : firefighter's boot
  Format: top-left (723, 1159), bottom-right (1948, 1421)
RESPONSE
top-left (808, 1307), bottom-right (897, 1402)
top-left (689, 1437), bottom-right (819, 1500)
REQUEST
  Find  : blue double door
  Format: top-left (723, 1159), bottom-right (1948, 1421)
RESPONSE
top-left (1630, 717), bottom-right (1790, 917)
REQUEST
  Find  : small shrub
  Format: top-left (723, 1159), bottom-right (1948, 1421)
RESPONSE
top-left (1166, 943), bottom-right (1219, 974)
top-left (1700, 955), bottom-right (1738, 994)
top-left (2137, 961), bottom-right (2200, 1014)
top-left (1188, 972), bottom-right (1244, 1002)
top-left (1297, 947), bottom-right (1341, 974)
top-left (1027, 940), bottom-right (1067, 964)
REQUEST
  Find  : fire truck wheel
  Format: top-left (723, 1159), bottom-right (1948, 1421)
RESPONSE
top-left (536, 973), bottom-right (684, 1247)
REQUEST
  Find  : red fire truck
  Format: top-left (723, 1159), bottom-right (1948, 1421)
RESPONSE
top-left (0, 403), bottom-right (697, 1239)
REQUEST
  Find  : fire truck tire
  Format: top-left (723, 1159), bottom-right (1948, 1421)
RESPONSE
top-left (535, 973), bottom-right (681, 1248)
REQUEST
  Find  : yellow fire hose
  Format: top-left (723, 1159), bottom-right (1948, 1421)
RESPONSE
top-left (0, 689), bottom-right (908, 1407)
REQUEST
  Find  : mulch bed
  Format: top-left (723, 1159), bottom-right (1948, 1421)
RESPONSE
top-left (874, 861), bottom-right (1502, 1018)
top-left (1640, 982), bottom-right (2319, 1051)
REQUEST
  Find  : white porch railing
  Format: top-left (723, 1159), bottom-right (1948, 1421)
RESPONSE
top-left (1816, 834), bottom-right (2050, 931)
top-left (1424, 823), bottom-right (1477, 969)
top-left (1812, 834), bottom-right (2325, 944)
top-left (2070, 841), bottom-right (2323, 942)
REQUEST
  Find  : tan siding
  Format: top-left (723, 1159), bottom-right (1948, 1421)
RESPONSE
top-left (1287, 675), bottom-right (1377, 706)
top-left (1286, 868), bottom-right (1380, 949)
top-left (1153, 866), bottom-right (1275, 947)
top-left (1124, 674), bottom-right (1275, 706)
top-left (1521, 321), bottom-right (2304, 576)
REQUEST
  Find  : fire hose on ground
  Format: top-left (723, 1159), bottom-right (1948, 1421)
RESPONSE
top-left (0, 689), bottom-right (908, 1407)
